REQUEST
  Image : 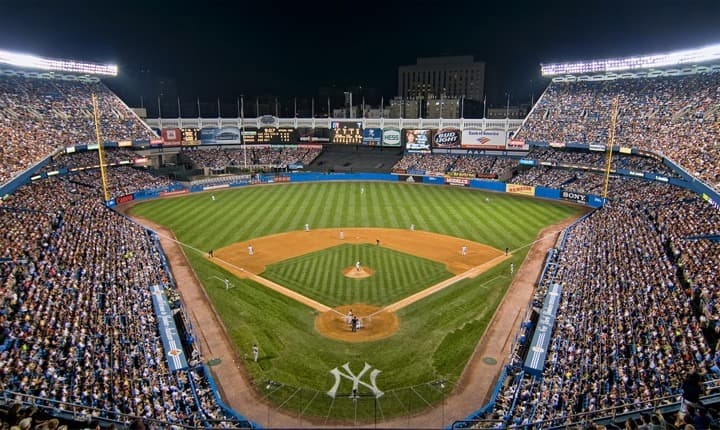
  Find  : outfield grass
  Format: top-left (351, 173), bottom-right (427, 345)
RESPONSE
top-left (130, 181), bottom-right (582, 420)
top-left (262, 243), bottom-right (453, 307)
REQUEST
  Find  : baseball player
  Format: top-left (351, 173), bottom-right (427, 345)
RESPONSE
top-left (305, 223), bottom-right (310, 232)
top-left (410, 224), bottom-right (415, 231)
top-left (510, 263), bottom-right (515, 275)
top-left (252, 344), bottom-right (259, 362)
top-left (340, 230), bottom-right (345, 240)
top-left (248, 244), bottom-right (254, 256)
top-left (355, 261), bottom-right (361, 272)
top-left (461, 245), bottom-right (467, 256)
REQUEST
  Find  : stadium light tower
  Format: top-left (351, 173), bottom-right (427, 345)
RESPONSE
top-left (0, 48), bottom-right (117, 76)
top-left (541, 42), bottom-right (720, 76)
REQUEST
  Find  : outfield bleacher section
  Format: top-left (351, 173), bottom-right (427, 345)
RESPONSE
top-left (516, 72), bottom-right (720, 190)
top-left (0, 72), bottom-right (155, 185)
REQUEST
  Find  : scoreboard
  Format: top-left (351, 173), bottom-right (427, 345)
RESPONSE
top-left (331, 121), bottom-right (363, 144)
top-left (181, 128), bottom-right (200, 143)
top-left (257, 127), bottom-right (296, 144)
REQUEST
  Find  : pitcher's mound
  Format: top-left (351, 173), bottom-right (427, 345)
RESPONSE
top-left (315, 304), bottom-right (399, 342)
top-left (342, 266), bottom-right (374, 279)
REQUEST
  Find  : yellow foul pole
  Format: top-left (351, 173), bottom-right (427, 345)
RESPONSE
top-left (602, 96), bottom-right (620, 199)
top-left (92, 94), bottom-right (110, 202)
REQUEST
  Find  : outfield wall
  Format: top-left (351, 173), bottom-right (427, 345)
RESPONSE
top-left (107, 171), bottom-right (605, 209)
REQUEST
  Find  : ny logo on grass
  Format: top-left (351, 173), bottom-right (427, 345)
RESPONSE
top-left (326, 362), bottom-right (384, 399)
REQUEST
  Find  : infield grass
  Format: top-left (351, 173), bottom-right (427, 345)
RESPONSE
top-left (262, 243), bottom-right (453, 307)
top-left (130, 181), bottom-right (583, 421)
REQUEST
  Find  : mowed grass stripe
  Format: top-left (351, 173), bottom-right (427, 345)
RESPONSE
top-left (130, 181), bottom-right (583, 419)
top-left (261, 244), bottom-right (452, 307)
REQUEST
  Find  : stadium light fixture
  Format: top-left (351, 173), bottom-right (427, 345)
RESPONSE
top-left (0, 49), bottom-right (117, 76)
top-left (541, 42), bottom-right (720, 76)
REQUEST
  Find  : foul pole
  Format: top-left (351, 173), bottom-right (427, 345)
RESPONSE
top-left (92, 94), bottom-right (111, 202)
top-left (602, 96), bottom-right (620, 199)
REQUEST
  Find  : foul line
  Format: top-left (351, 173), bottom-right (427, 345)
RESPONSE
top-left (370, 256), bottom-right (509, 318)
top-left (146, 227), bottom-right (338, 315)
top-left (146, 225), bottom-right (562, 319)
top-left (366, 229), bottom-right (563, 318)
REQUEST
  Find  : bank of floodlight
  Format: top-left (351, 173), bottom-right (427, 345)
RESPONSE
top-left (541, 43), bottom-right (720, 76)
top-left (0, 49), bottom-right (117, 76)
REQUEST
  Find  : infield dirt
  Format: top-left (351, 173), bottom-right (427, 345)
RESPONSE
top-left (210, 227), bottom-right (503, 276)
top-left (128, 209), bottom-right (583, 428)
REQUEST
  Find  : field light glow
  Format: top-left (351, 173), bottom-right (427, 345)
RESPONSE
top-left (0, 49), bottom-right (117, 76)
top-left (541, 43), bottom-right (720, 76)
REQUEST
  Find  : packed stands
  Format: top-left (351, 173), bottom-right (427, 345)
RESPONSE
top-left (526, 148), bottom-right (678, 177)
top-left (40, 148), bottom-right (143, 173)
top-left (393, 154), bottom-right (515, 178)
top-left (0, 174), bottom-right (249, 428)
top-left (478, 178), bottom-right (720, 427)
top-left (0, 73), bottom-right (155, 185)
top-left (178, 146), bottom-right (322, 170)
top-left (517, 72), bottom-right (720, 189)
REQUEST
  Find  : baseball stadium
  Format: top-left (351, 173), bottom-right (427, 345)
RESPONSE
top-left (1, 39), bottom-right (720, 430)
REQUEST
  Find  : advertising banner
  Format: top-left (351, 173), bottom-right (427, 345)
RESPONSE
top-left (362, 128), bottom-right (383, 146)
top-left (461, 129), bottom-right (506, 150)
top-left (241, 130), bottom-right (257, 144)
top-left (200, 127), bottom-right (219, 144)
top-left (397, 175), bottom-right (424, 183)
top-left (549, 141), bottom-right (566, 148)
top-left (297, 127), bottom-right (331, 143)
top-left (161, 128), bottom-right (182, 144)
top-left (560, 189), bottom-right (587, 203)
top-left (160, 189), bottom-right (189, 198)
top-left (507, 139), bottom-right (529, 150)
top-left (116, 194), bottom-right (135, 204)
top-left (382, 128), bottom-right (401, 147)
top-left (215, 127), bottom-right (241, 144)
top-left (432, 128), bottom-right (461, 148)
top-left (445, 177), bottom-right (470, 187)
top-left (149, 285), bottom-right (188, 371)
top-left (403, 129), bottom-right (432, 151)
top-left (506, 183), bottom-right (535, 196)
top-left (331, 121), bottom-right (363, 144)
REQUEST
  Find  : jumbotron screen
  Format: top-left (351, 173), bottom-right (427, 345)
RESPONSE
top-left (330, 121), bottom-right (363, 144)
top-left (403, 129), bottom-right (432, 151)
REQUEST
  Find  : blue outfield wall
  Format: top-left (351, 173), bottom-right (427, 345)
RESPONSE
top-left (470, 180), bottom-right (506, 192)
top-left (287, 172), bottom-right (394, 182)
top-left (534, 186), bottom-right (561, 200)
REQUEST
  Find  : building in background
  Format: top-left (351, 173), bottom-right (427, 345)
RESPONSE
top-left (398, 56), bottom-right (485, 101)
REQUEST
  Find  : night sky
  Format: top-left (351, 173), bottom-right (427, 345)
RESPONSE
top-left (1, 0), bottom-right (719, 111)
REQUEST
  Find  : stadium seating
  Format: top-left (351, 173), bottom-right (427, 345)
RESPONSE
top-left (0, 173), bottom-right (249, 428)
top-left (0, 74), bottom-right (155, 185)
top-left (178, 146), bottom-right (322, 170)
top-left (392, 153), bottom-right (514, 178)
top-left (517, 72), bottom-right (720, 190)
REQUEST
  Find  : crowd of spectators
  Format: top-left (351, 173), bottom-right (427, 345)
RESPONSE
top-left (511, 167), bottom-right (579, 189)
top-left (527, 148), bottom-right (678, 177)
top-left (179, 146), bottom-right (322, 170)
top-left (517, 72), bottom-right (720, 189)
top-left (393, 154), bottom-right (516, 178)
top-left (0, 74), bottom-right (156, 185)
top-left (41, 148), bottom-right (143, 173)
top-left (0, 176), bottom-right (246, 428)
top-left (68, 166), bottom-right (177, 199)
top-left (491, 179), bottom-right (720, 426)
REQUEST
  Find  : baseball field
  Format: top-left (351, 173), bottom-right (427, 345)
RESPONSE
top-left (128, 181), bottom-right (582, 424)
